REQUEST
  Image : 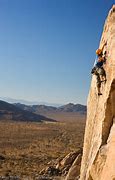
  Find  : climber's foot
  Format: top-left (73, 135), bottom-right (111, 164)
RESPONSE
top-left (101, 79), bottom-right (107, 83)
top-left (98, 93), bottom-right (102, 96)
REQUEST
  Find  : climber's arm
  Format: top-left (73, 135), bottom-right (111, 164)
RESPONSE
top-left (101, 41), bottom-right (107, 51)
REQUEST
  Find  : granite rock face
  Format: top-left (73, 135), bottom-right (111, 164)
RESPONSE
top-left (80, 5), bottom-right (115, 180)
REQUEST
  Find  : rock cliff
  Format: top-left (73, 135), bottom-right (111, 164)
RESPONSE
top-left (80, 5), bottom-right (115, 180)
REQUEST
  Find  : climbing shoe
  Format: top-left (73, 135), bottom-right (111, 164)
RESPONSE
top-left (98, 93), bottom-right (102, 96)
top-left (101, 79), bottom-right (107, 83)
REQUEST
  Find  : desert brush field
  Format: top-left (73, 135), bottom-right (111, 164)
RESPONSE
top-left (0, 112), bottom-right (85, 179)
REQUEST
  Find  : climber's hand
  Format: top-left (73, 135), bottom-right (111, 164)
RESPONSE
top-left (104, 41), bottom-right (107, 46)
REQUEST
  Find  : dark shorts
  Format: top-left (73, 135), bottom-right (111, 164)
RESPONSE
top-left (96, 67), bottom-right (105, 76)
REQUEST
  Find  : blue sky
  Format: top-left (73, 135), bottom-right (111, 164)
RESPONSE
top-left (0, 0), bottom-right (114, 105)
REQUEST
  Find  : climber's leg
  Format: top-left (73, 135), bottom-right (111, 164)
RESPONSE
top-left (99, 67), bottom-right (107, 82)
top-left (96, 74), bottom-right (102, 95)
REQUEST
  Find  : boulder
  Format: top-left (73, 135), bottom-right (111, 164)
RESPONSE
top-left (39, 166), bottom-right (61, 176)
top-left (0, 155), bottom-right (5, 160)
top-left (60, 149), bottom-right (82, 167)
top-left (65, 154), bottom-right (82, 180)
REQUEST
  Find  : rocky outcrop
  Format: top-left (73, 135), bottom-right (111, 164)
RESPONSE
top-left (80, 5), bottom-right (115, 180)
top-left (60, 149), bottom-right (82, 168)
top-left (65, 154), bottom-right (82, 180)
top-left (39, 150), bottom-right (82, 179)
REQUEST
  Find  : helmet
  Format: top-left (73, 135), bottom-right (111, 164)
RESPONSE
top-left (96, 49), bottom-right (102, 55)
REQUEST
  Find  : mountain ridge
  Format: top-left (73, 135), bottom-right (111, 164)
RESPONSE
top-left (0, 100), bottom-right (56, 122)
top-left (0, 97), bottom-right (62, 107)
top-left (14, 102), bottom-right (87, 115)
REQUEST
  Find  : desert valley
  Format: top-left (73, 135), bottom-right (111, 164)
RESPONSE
top-left (0, 100), bottom-right (86, 179)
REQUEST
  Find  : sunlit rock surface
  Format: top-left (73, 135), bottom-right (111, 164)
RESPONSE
top-left (80, 5), bottom-right (115, 180)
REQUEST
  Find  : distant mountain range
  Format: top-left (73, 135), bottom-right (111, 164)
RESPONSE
top-left (14, 103), bottom-right (87, 115)
top-left (0, 98), bottom-right (86, 122)
top-left (0, 97), bottom-right (62, 107)
top-left (0, 100), bottom-right (56, 122)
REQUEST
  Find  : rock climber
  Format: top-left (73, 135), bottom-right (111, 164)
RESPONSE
top-left (91, 42), bottom-right (107, 95)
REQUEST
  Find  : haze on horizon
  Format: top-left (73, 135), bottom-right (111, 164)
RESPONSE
top-left (0, 0), bottom-right (113, 105)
